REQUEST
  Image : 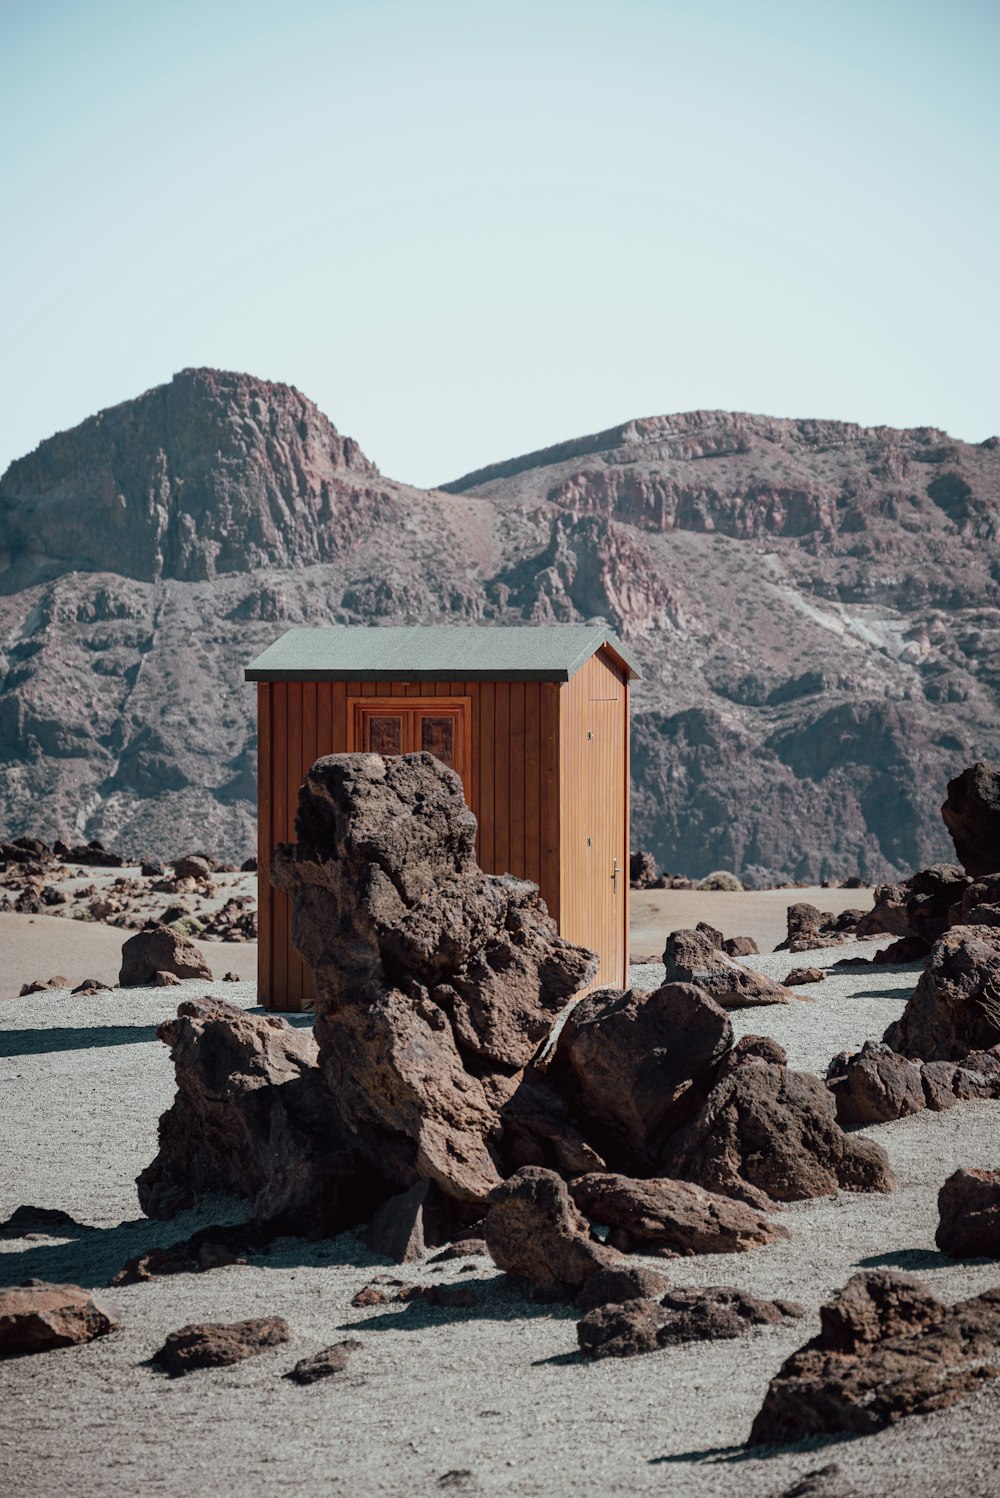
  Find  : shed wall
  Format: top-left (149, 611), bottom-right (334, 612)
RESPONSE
top-left (257, 677), bottom-right (561, 1010)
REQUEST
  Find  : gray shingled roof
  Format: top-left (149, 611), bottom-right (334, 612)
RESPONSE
top-left (245, 624), bottom-right (641, 682)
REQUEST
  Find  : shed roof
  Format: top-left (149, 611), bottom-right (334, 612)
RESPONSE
top-left (245, 624), bottom-right (641, 683)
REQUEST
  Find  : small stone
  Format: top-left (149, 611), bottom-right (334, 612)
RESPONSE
top-left (152, 1316), bottom-right (290, 1375)
top-left (0, 1281), bottom-right (119, 1356)
top-left (782, 968), bottom-right (825, 986)
top-left (286, 1338), bottom-right (362, 1383)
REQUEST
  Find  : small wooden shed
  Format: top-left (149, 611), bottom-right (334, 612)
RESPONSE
top-left (245, 624), bottom-right (640, 1011)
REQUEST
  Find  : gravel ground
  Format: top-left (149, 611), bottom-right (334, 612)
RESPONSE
top-left (2, 952), bottom-right (1000, 1498)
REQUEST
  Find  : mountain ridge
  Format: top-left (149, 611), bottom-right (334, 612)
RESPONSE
top-left (1, 367), bottom-right (998, 882)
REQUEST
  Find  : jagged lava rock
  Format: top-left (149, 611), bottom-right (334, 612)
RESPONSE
top-left (153, 1316), bottom-right (290, 1376)
top-left (884, 925), bottom-right (1000, 1060)
top-left (568, 1172), bottom-right (788, 1256)
top-left (271, 753), bottom-right (596, 1212)
top-left (663, 928), bottom-right (791, 1008)
top-left (0, 1281), bottom-right (119, 1356)
top-left (137, 997), bottom-right (362, 1228)
top-left (286, 1339), bottom-right (363, 1384)
top-left (578, 1286), bottom-right (803, 1360)
top-left (942, 762), bottom-right (1000, 877)
top-left (936, 1168), bottom-right (1000, 1258)
top-left (484, 1167), bottom-right (620, 1296)
top-left (748, 1270), bottom-right (1000, 1445)
top-left (575, 1265), bottom-right (672, 1311)
top-left (119, 924), bottom-right (212, 987)
top-left (548, 981), bottom-right (732, 1171)
top-left (826, 1042), bottom-right (927, 1126)
top-left (659, 1051), bottom-right (894, 1208)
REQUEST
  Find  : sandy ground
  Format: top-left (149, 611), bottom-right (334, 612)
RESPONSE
top-left (0, 912), bottom-right (258, 999)
top-left (3, 934), bottom-right (1000, 1496)
top-left (629, 886), bottom-right (873, 960)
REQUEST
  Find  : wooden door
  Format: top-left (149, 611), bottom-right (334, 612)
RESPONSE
top-left (349, 696), bottom-right (472, 800)
top-left (588, 696), bottom-right (627, 985)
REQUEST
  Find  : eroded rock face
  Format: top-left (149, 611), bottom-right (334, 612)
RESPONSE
top-left (119, 924), bottom-right (212, 987)
top-left (270, 753), bottom-right (597, 1212)
top-left (548, 982), bottom-right (732, 1171)
top-left (568, 1172), bottom-right (788, 1256)
top-left (484, 1166), bottom-right (620, 1295)
top-left (663, 929), bottom-right (791, 1008)
top-left (659, 1053), bottom-right (895, 1208)
top-left (884, 925), bottom-right (1000, 1060)
top-left (942, 762), bottom-right (1000, 877)
top-left (748, 1271), bottom-right (1000, 1445)
top-left (578, 1286), bottom-right (803, 1360)
top-left (0, 1281), bottom-right (119, 1356)
top-left (936, 1168), bottom-right (1000, 1258)
top-left (136, 998), bottom-right (365, 1229)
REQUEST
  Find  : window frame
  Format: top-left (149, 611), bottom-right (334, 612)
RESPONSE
top-left (347, 695), bottom-right (472, 800)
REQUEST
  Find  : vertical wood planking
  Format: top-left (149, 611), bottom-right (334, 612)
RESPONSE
top-left (332, 681), bottom-right (347, 754)
top-left (286, 683), bottom-right (304, 1010)
top-left (301, 681), bottom-right (318, 1008)
top-left (478, 682), bottom-right (495, 874)
top-left (509, 681), bottom-right (525, 877)
top-left (271, 681), bottom-right (289, 1011)
top-left (464, 684), bottom-right (479, 827)
top-left (540, 682), bottom-right (560, 922)
top-left (524, 680), bottom-right (541, 890)
top-left (257, 684), bottom-right (272, 1008)
top-left (493, 681), bottom-right (510, 875)
top-left (317, 681), bottom-right (333, 758)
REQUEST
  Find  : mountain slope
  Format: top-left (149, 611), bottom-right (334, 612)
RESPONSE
top-left (1, 378), bottom-right (998, 879)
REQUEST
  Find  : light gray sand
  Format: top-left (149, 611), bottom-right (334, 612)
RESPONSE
top-left (2, 952), bottom-right (1000, 1498)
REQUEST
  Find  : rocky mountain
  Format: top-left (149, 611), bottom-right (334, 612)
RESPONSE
top-left (1, 370), bottom-right (998, 881)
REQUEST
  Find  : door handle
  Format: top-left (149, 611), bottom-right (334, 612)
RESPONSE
top-left (611, 859), bottom-right (621, 893)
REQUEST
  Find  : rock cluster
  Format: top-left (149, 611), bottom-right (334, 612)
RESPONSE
top-left (827, 1040), bottom-right (1000, 1126)
top-left (749, 1270), bottom-right (1000, 1444)
top-left (139, 753), bottom-right (896, 1286)
top-left (775, 903), bottom-right (865, 953)
top-left (578, 1285), bottom-right (804, 1360)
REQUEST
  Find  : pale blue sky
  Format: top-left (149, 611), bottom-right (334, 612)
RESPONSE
top-left (1, 0), bottom-right (997, 487)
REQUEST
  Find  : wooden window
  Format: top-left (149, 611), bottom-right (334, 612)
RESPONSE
top-left (349, 696), bottom-right (472, 800)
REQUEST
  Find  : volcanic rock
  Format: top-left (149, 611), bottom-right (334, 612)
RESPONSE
top-left (936, 1168), bottom-right (1000, 1258)
top-left (71, 978), bottom-right (111, 994)
top-left (0, 1280), bottom-right (119, 1356)
top-left (748, 1270), bottom-right (1000, 1445)
top-left (113, 1222), bottom-right (267, 1284)
top-left (575, 1265), bottom-right (672, 1311)
top-left (286, 1338), bottom-right (363, 1383)
top-left (18, 976), bottom-right (69, 995)
top-left (0, 1206), bottom-right (92, 1239)
top-left (137, 997), bottom-right (365, 1229)
top-left (578, 1286), bottom-right (803, 1360)
top-left (629, 850), bottom-right (659, 888)
top-left (663, 928), bottom-right (791, 1008)
top-left (826, 1042), bottom-right (927, 1126)
top-left (884, 924), bottom-right (1000, 1060)
top-left (119, 924), bottom-right (212, 987)
top-left (483, 1167), bottom-right (620, 1296)
top-left (364, 1179), bottom-right (457, 1264)
top-left (497, 1069), bottom-right (607, 1177)
top-left (549, 981), bottom-right (732, 1171)
top-left (942, 762), bottom-right (1000, 877)
top-left (568, 1172), bottom-right (788, 1256)
top-left (173, 854), bottom-right (213, 881)
top-left (723, 935), bottom-right (760, 956)
top-left (783, 968), bottom-right (824, 986)
top-left (659, 1051), bottom-right (894, 1208)
top-left (271, 752), bottom-right (596, 1210)
top-left (776, 904), bottom-right (863, 953)
top-left (153, 1316), bottom-right (291, 1376)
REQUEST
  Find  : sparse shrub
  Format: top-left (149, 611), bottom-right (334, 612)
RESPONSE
top-left (696, 870), bottom-right (745, 892)
top-left (72, 908), bottom-right (95, 922)
top-left (169, 915), bottom-right (204, 938)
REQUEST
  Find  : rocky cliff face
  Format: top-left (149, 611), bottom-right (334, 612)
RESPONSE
top-left (1, 377), bottom-right (998, 880)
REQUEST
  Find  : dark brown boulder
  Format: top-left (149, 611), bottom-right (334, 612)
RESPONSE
top-left (483, 1166), bottom-right (620, 1296)
top-left (363, 1179), bottom-right (462, 1263)
top-left (113, 1222), bottom-right (267, 1284)
top-left (942, 762), bottom-right (1000, 877)
top-left (119, 924), bottom-right (212, 987)
top-left (748, 1270), bottom-right (1000, 1445)
top-left (578, 1286), bottom-right (803, 1360)
top-left (775, 904), bottom-right (864, 954)
top-left (826, 1042), bottom-right (926, 1127)
top-left (659, 1052), bottom-right (895, 1208)
top-left (783, 968), bottom-right (824, 986)
top-left (0, 1281), bottom-right (119, 1356)
top-left (549, 982), bottom-right (732, 1170)
top-left (286, 1339), bottom-right (363, 1383)
top-left (173, 854), bottom-right (213, 881)
top-left (575, 1265), bottom-right (671, 1311)
top-left (153, 1316), bottom-right (290, 1376)
top-left (723, 935), bottom-right (760, 956)
top-left (271, 753), bottom-right (596, 1211)
top-left (629, 850), bottom-right (658, 888)
top-left (136, 998), bottom-right (367, 1230)
top-left (568, 1172), bottom-right (788, 1256)
top-left (497, 1069), bottom-right (607, 1176)
top-left (884, 925), bottom-right (1000, 1060)
top-left (856, 865), bottom-right (972, 946)
top-left (663, 929), bottom-right (791, 1008)
top-left (936, 1168), bottom-right (1000, 1258)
